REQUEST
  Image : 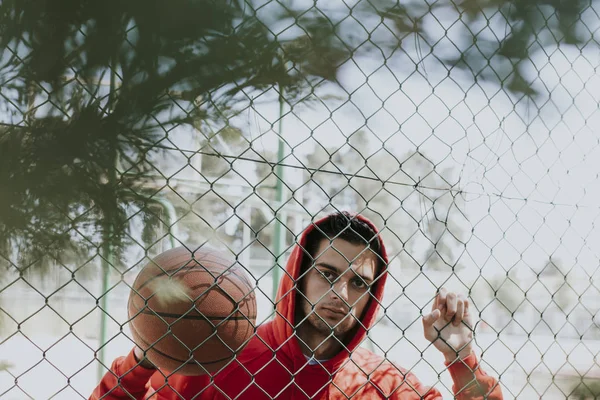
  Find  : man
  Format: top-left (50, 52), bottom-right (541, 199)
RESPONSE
top-left (91, 212), bottom-right (503, 399)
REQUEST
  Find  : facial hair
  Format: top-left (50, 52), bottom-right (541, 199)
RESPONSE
top-left (299, 296), bottom-right (356, 337)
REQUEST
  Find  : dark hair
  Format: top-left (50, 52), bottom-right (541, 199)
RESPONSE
top-left (300, 211), bottom-right (384, 274)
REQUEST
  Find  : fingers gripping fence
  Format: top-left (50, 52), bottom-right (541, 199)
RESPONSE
top-left (1, 0), bottom-right (600, 398)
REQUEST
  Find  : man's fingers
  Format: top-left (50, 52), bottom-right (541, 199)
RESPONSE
top-left (423, 309), bottom-right (441, 327)
top-left (463, 298), bottom-right (474, 328)
top-left (436, 287), bottom-right (447, 311)
top-left (454, 295), bottom-right (465, 326)
top-left (445, 292), bottom-right (457, 321)
top-left (432, 289), bottom-right (475, 328)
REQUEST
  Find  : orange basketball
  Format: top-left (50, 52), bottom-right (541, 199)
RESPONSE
top-left (127, 247), bottom-right (257, 375)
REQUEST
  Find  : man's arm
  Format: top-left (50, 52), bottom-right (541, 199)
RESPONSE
top-left (90, 347), bottom-right (216, 400)
top-left (391, 354), bottom-right (503, 400)
top-left (445, 352), bottom-right (503, 400)
top-left (420, 288), bottom-right (504, 399)
top-left (89, 348), bottom-right (156, 400)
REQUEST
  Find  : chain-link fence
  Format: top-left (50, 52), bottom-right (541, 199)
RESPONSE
top-left (1, 0), bottom-right (600, 398)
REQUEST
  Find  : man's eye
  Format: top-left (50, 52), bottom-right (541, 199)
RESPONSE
top-left (320, 270), bottom-right (335, 281)
top-left (352, 278), bottom-right (367, 289)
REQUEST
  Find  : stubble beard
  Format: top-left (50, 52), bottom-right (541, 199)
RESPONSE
top-left (301, 299), bottom-right (354, 338)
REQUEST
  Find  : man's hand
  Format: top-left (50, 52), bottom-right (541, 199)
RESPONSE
top-left (133, 346), bottom-right (157, 370)
top-left (422, 287), bottom-right (474, 362)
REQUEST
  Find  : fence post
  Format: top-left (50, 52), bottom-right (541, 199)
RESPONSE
top-left (272, 84), bottom-right (286, 302)
top-left (97, 58), bottom-right (118, 382)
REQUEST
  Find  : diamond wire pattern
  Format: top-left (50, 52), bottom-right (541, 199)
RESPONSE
top-left (2, 1), bottom-right (600, 399)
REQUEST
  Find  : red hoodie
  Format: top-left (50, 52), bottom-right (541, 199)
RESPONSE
top-left (91, 214), bottom-right (503, 399)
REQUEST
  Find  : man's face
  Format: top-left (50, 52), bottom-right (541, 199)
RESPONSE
top-left (297, 238), bottom-right (378, 338)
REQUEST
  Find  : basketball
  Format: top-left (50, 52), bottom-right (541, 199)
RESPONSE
top-left (127, 247), bottom-right (257, 375)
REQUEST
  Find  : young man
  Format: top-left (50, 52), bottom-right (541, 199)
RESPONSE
top-left (91, 212), bottom-right (503, 399)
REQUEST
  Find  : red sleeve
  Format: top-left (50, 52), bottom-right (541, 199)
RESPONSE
top-left (391, 353), bottom-right (503, 400)
top-left (89, 349), bottom-right (156, 400)
top-left (445, 353), bottom-right (504, 400)
top-left (402, 372), bottom-right (444, 399)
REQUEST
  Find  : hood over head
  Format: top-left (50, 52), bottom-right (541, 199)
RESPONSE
top-left (271, 212), bottom-right (389, 369)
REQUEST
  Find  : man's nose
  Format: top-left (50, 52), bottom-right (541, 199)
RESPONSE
top-left (330, 279), bottom-right (349, 303)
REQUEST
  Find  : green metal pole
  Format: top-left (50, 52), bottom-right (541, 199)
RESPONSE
top-left (97, 229), bottom-right (113, 381)
top-left (272, 84), bottom-right (285, 302)
top-left (97, 61), bottom-right (118, 381)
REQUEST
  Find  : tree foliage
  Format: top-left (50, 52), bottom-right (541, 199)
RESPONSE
top-left (0, 0), bottom-right (348, 267)
top-left (0, 0), bottom-right (593, 269)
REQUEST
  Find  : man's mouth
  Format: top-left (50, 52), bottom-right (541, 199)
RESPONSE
top-left (320, 306), bottom-right (348, 316)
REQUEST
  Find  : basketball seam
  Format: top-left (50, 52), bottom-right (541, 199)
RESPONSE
top-left (137, 253), bottom-right (251, 284)
top-left (132, 267), bottom-right (256, 319)
top-left (129, 285), bottom-right (257, 323)
top-left (129, 321), bottom-right (235, 366)
top-left (136, 265), bottom-right (251, 294)
top-left (136, 308), bottom-right (257, 322)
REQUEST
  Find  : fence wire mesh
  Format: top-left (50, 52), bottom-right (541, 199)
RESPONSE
top-left (1, 0), bottom-right (600, 398)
